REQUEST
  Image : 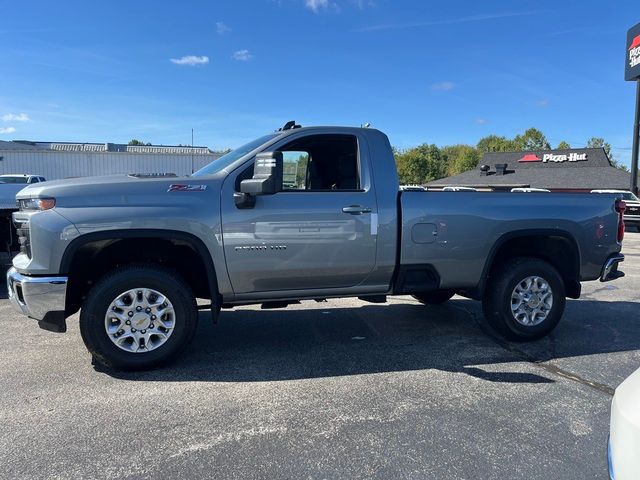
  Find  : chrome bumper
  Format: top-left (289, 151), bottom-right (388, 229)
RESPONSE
top-left (600, 254), bottom-right (625, 282)
top-left (6, 267), bottom-right (68, 331)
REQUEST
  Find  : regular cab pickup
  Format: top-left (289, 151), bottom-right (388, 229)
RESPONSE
top-left (7, 123), bottom-right (626, 369)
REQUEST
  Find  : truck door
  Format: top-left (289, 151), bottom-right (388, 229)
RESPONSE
top-left (220, 132), bottom-right (378, 294)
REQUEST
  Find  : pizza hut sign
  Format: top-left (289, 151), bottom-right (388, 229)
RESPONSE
top-left (625, 23), bottom-right (640, 81)
top-left (630, 36), bottom-right (640, 70)
top-left (519, 152), bottom-right (588, 163)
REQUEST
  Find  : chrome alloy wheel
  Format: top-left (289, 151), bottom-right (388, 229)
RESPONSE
top-left (510, 276), bottom-right (553, 326)
top-left (104, 288), bottom-right (176, 353)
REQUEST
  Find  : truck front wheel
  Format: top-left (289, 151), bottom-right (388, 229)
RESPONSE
top-left (79, 265), bottom-right (198, 370)
top-left (482, 257), bottom-right (565, 341)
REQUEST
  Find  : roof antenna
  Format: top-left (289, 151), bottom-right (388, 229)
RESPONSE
top-left (278, 120), bottom-right (301, 131)
top-left (361, 122), bottom-right (371, 128)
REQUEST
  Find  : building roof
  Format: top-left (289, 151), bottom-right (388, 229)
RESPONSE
top-left (0, 140), bottom-right (217, 155)
top-left (426, 148), bottom-right (632, 190)
top-left (0, 140), bottom-right (42, 151)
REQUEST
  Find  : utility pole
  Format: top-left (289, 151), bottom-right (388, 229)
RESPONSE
top-left (191, 128), bottom-right (194, 174)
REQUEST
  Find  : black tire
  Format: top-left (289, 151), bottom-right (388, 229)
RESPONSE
top-left (482, 257), bottom-right (565, 341)
top-left (412, 290), bottom-right (456, 305)
top-left (79, 264), bottom-right (198, 370)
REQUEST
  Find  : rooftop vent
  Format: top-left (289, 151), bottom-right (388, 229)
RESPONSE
top-left (479, 164), bottom-right (490, 176)
top-left (495, 163), bottom-right (508, 175)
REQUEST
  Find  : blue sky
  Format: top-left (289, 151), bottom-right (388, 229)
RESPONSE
top-left (0, 0), bottom-right (637, 166)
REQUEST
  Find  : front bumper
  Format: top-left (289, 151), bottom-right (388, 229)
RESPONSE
top-left (6, 267), bottom-right (68, 332)
top-left (600, 254), bottom-right (625, 282)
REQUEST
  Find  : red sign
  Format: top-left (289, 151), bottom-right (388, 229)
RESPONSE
top-left (518, 154), bottom-right (541, 162)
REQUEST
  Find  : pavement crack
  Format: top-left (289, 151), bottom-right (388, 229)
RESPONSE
top-left (455, 304), bottom-right (616, 397)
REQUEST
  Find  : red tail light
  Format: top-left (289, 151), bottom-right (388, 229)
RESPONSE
top-left (615, 199), bottom-right (626, 243)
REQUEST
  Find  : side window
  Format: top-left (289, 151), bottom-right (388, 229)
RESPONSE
top-left (29, 177), bottom-right (39, 184)
top-left (279, 134), bottom-right (360, 191)
top-left (282, 151), bottom-right (309, 190)
top-left (233, 134), bottom-right (361, 192)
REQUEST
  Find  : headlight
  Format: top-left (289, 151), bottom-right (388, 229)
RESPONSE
top-left (17, 197), bottom-right (56, 211)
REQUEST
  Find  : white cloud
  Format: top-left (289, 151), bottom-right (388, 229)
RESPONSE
top-left (216, 21), bottom-right (231, 35)
top-left (300, 0), bottom-right (373, 13)
top-left (2, 113), bottom-right (29, 122)
top-left (475, 118), bottom-right (489, 125)
top-left (232, 49), bottom-right (253, 61)
top-left (535, 99), bottom-right (549, 107)
top-left (431, 81), bottom-right (455, 91)
top-left (0, 127), bottom-right (16, 134)
top-left (306, 0), bottom-right (332, 12)
top-left (170, 55), bottom-right (210, 66)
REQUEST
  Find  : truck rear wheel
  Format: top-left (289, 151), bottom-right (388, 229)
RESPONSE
top-left (482, 257), bottom-right (565, 341)
top-left (79, 265), bottom-right (198, 370)
top-left (412, 290), bottom-right (456, 305)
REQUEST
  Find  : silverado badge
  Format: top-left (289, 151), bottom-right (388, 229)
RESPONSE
top-left (168, 184), bottom-right (207, 192)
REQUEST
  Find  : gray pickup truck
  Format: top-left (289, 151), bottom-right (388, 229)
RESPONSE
top-left (6, 124), bottom-right (626, 369)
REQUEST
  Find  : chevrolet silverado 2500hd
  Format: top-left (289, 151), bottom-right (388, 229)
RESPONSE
top-left (6, 124), bottom-right (626, 369)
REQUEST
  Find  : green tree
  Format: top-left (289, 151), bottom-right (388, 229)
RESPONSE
top-left (128, 139), bottom-right (151, 146)
top-left (586, 137), bottom-right (628, 171)
top-left (513, 128), bottom-right (551, 151)
top-left (395, 144), bottom-right (447, 185)
top-left (295, 153), bottom-right (309, 188)
top-left (442, 144), bottom-right (480, 175)
top-left (476, 135), bottom-right (516, 153)
top-left (556, 141), bottom-right (571, 149)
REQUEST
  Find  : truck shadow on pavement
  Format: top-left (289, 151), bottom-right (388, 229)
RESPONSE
top-left (102, 297), bottom-right (640, 386)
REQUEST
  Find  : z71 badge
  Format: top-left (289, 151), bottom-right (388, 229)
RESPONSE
top-left (168, 184), bottom-right (207, 192)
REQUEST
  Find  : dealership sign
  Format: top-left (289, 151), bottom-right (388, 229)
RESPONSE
top-left (626, 22), bottom-right (640, 81)
top-left (519, 152), bottom-right (588, 163)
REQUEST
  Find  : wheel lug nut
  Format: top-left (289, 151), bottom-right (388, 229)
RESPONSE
top-left (131, 328), bottom-right (137, 333)
top-left (141, 329), bottom-right (146, 334)
top-left (128, 311), bottom-right (134, 317)
top-left (125, 320), bottom-right (131, 325)
top-left (151, 315), bottom-right (156, 320)
top-left (136, 306), bottom-right (142, 312)
top-left (145, 308), bottom-right (151, 313)
top-left (149, 324), bottom-right (154, 329)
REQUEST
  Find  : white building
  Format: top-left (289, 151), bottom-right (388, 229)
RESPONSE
top-left (0, 140), bottom-right (222, 180)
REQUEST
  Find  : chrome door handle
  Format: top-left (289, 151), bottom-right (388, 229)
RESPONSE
top-left (342, 205), bottom-right (372, 215)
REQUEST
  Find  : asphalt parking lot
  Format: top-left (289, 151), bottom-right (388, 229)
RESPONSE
top-left (1, 233), bottom-right (639, 479)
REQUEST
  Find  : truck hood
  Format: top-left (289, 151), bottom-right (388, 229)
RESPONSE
top-left (15, 174), bottom-right (221, 209)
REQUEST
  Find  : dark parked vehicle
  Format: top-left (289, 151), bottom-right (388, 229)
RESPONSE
top-left (591, 190), bottom-right (640, 231)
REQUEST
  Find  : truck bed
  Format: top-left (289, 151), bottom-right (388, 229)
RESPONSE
top-left (399, 191), bottom-right (621, 292)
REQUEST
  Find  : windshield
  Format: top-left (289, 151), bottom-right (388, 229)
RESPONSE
top-left (622, 192), bottom-right (640, 201)
top-left (0, 176), bottom-right (28, 184)
top-left (192, 134), bottom-right (280, 176)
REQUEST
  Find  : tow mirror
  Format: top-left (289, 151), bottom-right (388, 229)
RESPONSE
top-left (235, 151), bottom-right (283, 209)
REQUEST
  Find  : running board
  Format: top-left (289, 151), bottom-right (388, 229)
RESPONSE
top-left (357, 295), bottom-right (387, 304)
